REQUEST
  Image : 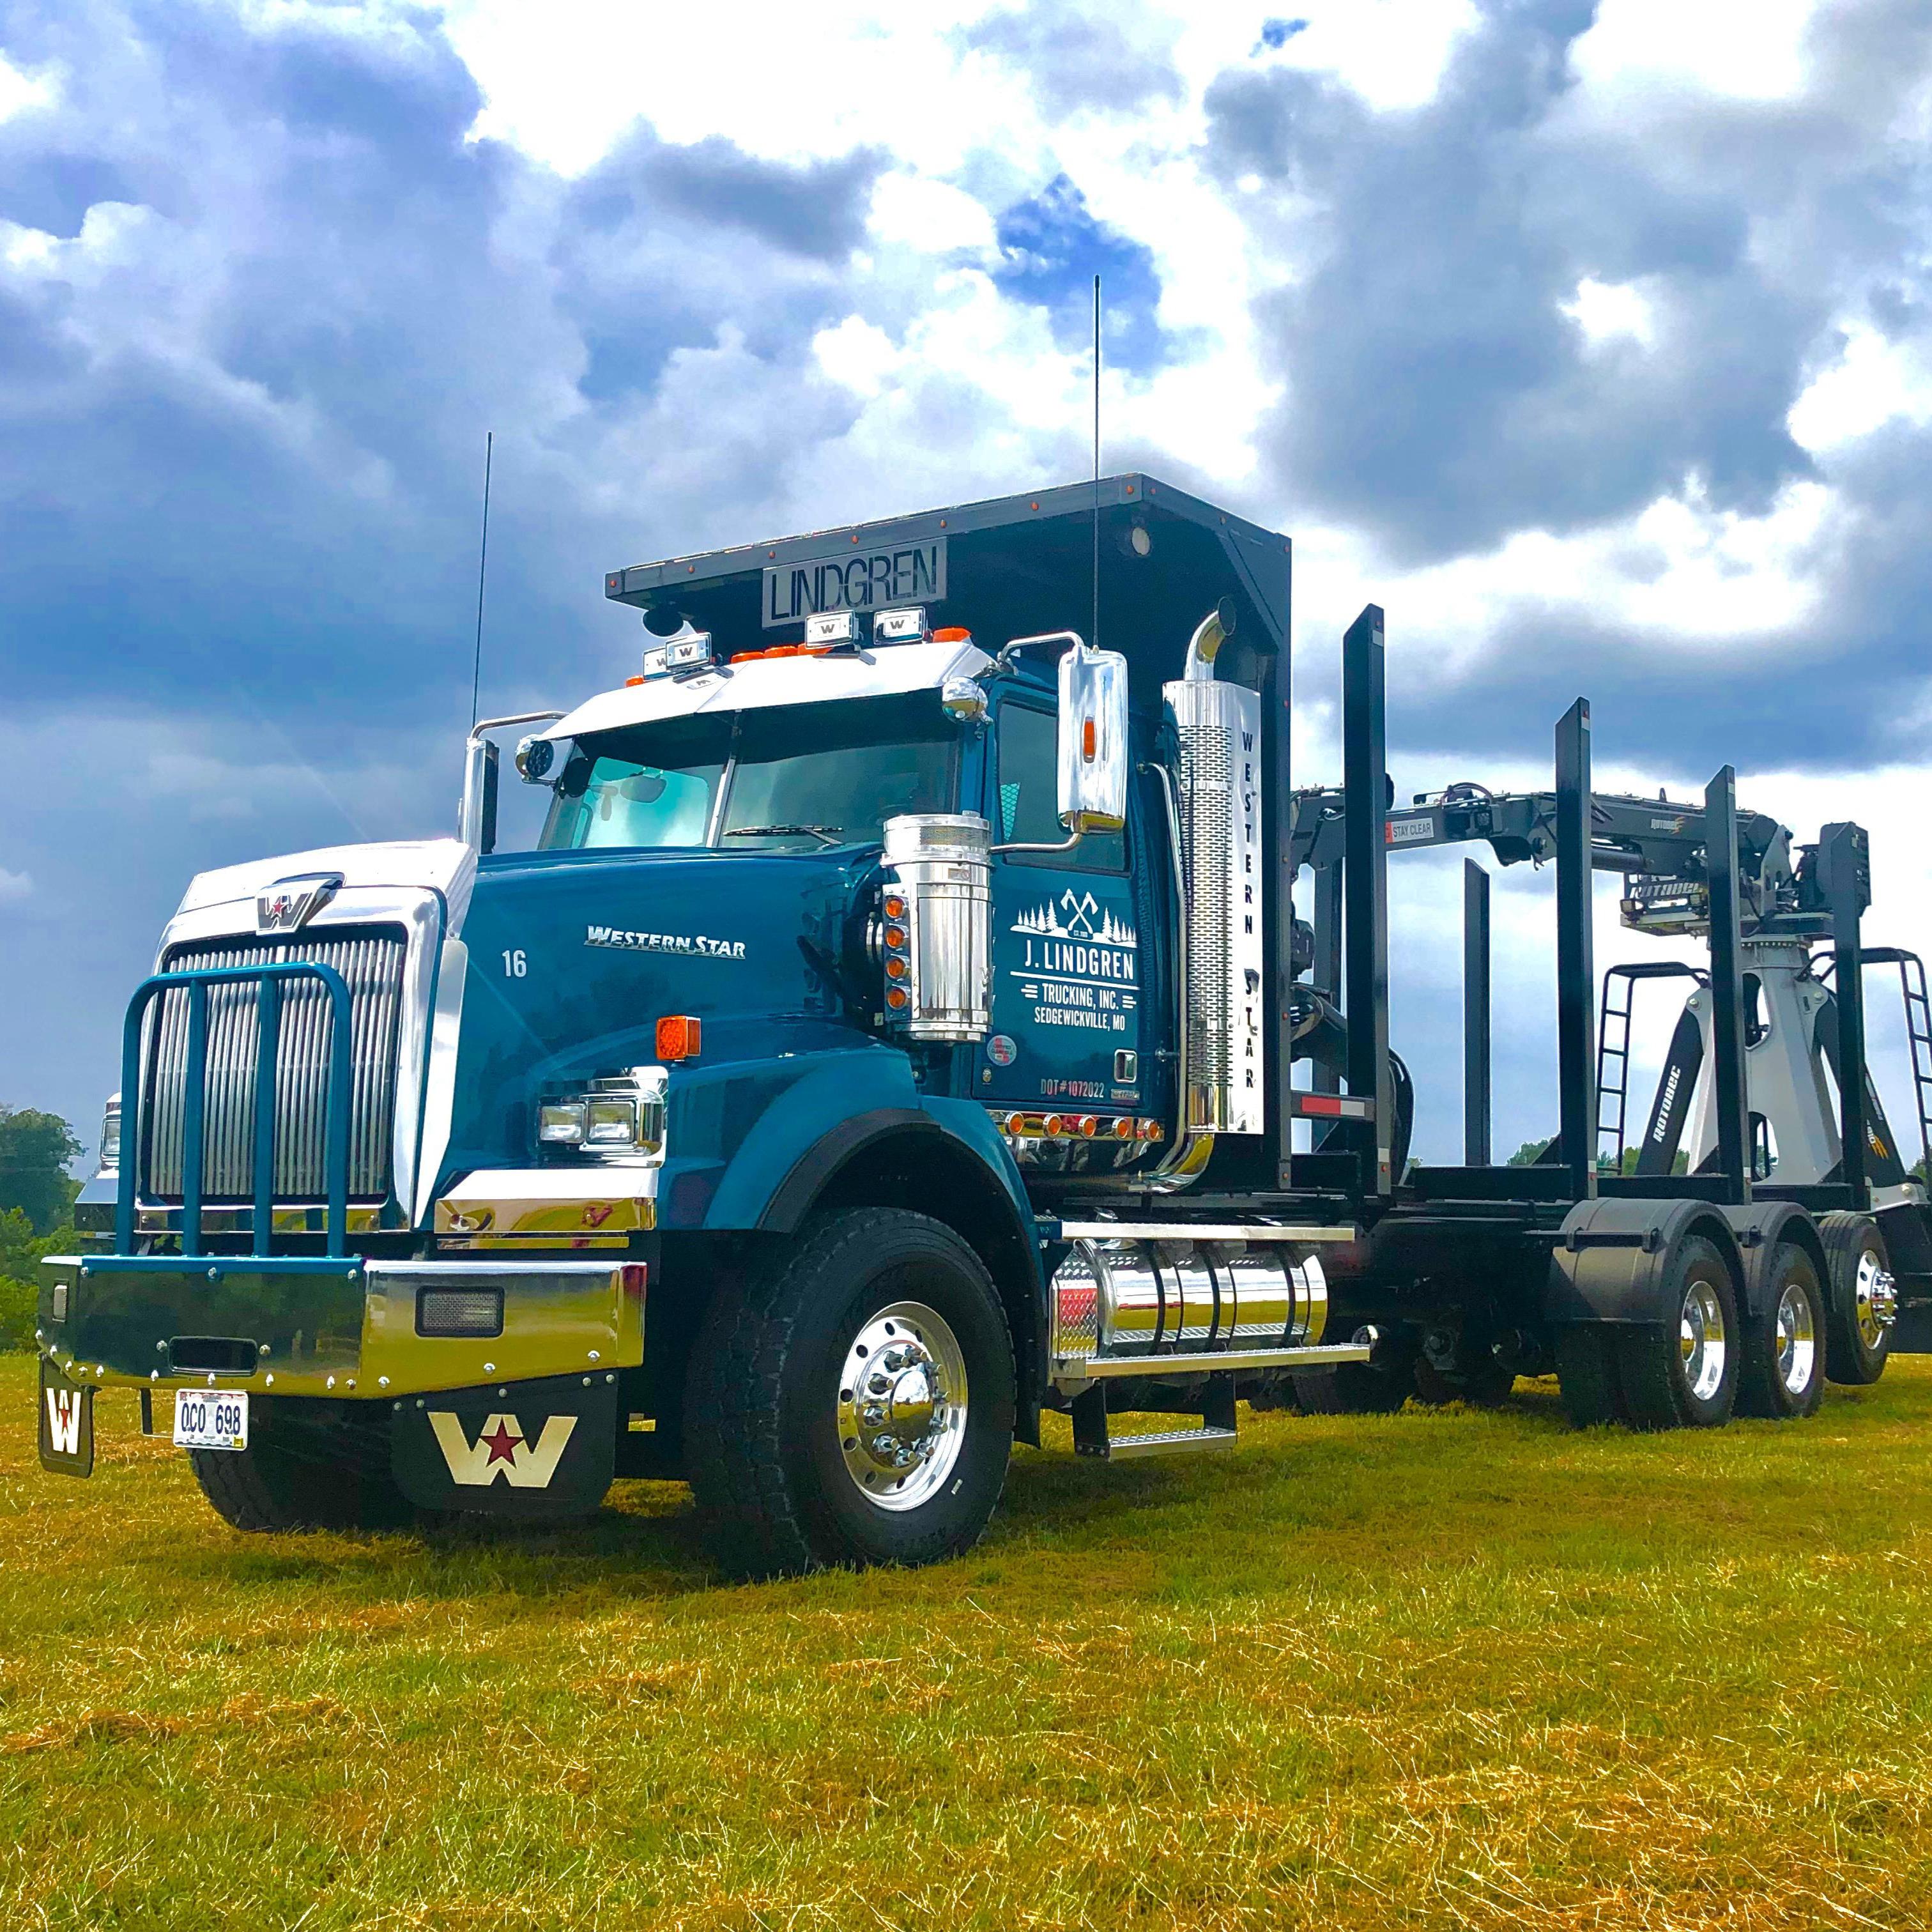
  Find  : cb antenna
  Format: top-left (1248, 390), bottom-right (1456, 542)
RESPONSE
top-left (469, 429), bottom-right (493, 730)
top-left (1091, 273), bottom-right (1101, 656)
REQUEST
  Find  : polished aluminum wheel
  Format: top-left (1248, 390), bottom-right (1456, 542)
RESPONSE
top-left (1855, 1250), bottom-right (1897, 1349)
top-left (1774, 1278), bottom-right (1817, 1396)
top-left (1680, 1278), bottom-right (1727, 1402)
top-left (836, 1301), bottom-right (969, 1513)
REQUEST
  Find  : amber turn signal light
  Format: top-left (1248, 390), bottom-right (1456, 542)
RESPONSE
top-left (656, 1014), bottom-right (701, 1061)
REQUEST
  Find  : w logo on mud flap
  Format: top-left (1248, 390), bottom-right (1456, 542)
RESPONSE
top-left (45, 1387), bottom-right (84, 1457)
top-left (38, 1370), bottom-right (93, 1478)
top-left (428, 1411), bottom-right (578, 1489)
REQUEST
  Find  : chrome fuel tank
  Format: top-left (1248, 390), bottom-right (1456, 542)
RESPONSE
top-left (1050, 1235), bottom-right (1329, 1367)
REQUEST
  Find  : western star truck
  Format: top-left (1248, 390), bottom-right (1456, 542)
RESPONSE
top-left (36, 477), bottom-right (1932, 1575)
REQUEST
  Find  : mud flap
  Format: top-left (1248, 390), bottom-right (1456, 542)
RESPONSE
top-left (389, 1370), bottom-right (618, 1517)
top-left (38, 1360), bottom-right (94, 1478)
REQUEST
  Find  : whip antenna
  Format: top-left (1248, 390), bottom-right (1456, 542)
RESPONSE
top-left (1091, 273), bottom-right (1101, 655)
top-left (469, 430), bottom-right (493, 730)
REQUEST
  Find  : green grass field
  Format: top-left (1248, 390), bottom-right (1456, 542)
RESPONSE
top-left (5, 1351), bottom-right (1932, 1929)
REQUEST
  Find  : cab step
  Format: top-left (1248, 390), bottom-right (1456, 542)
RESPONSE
top-left (1097, 1424), bottom-right (1239, 1459)
top-left (1070, 1377), bottom-right (1241, 1460)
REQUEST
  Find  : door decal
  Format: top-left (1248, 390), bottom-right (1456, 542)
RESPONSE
top-left (1011, 891), bottom-right (1138, 1037)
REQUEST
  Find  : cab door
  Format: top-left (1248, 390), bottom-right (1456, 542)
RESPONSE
top-left (977, 695), bottom-right (1144, 1126)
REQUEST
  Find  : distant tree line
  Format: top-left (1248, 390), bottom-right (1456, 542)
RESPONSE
top-left (0, 1107), bottom-right (82, 1351)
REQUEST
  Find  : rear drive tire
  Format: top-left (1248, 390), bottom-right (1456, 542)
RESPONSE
top-left (1735, 1241), bottom-right (1827, 1421)
top-left (684, 1208), bottom-right (1016, 1580)
top-left (1554, 1324), bottom-right (1627, 1427)
top-left (190, 1402), bottom-right (415, 1533)
top-left (1617, 1234), bottom-right (1739, 1430)
top-left (1413, 1356), bottom-right (1517, 1408)
top-left (1291, 1348), bottom-right (1416, 1415)
top-left (1820, 1213), bottom-right (1894, 1386)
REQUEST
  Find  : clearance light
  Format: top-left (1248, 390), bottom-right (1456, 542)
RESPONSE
top-left (886, 985), bottom-right (909, 1011)
top-left (729, 643), bottom-right (830, 664)
top-left (931, 626), bottom-right (972, 643)
top-left (656, 1015), bottom-right (702, 1062)
top-left (1082, 718), bottom-right (1097, 760)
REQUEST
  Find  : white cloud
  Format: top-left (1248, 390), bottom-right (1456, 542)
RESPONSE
top-left (0, 50), bottom-right (57, 123)
top-left (1788, 319), bottom-right (1932, 452)
top-left (1252, 0), bottom-right (1481, 112)
top-left (0, 866), bottom-right (33, 903)
top-left (1570, 0), bottom-right (1821, 103)
top-left (1563, 275), bottom-right (1658, 352)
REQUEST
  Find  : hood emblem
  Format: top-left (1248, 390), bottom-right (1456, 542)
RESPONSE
top-left (257, 873), bottom-right (343, 934)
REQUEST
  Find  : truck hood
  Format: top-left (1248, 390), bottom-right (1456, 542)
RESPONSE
top-left (440, 845), bottom-right (878, 1179)
top-left (177, 838), bottom-right (480, 931)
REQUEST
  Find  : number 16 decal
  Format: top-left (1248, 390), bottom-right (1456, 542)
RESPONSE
top-left (502, 950), bottom-right (527, 978)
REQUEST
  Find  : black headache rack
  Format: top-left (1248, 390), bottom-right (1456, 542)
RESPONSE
top-left (603, 472), bottom-right (1291, 693)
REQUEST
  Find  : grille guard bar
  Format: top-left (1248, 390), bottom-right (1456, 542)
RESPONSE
top-left (119, 962), bottom-right (355, 1259)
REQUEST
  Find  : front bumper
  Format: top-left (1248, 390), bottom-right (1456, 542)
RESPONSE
top-left (36, 1253), bottom-right (647, 1400)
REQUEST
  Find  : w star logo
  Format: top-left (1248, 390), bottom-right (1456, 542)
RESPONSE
top-left (44, 1387), bottom-right (84, 1457)
top-left (428, 1411), bottom-right (577, 1489)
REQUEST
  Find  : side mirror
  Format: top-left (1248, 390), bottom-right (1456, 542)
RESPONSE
top-left (1057, 643), bottom-right (1130, 833)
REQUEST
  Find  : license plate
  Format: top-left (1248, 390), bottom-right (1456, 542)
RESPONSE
top-left (173, 1388), bottom-right (249, 1452)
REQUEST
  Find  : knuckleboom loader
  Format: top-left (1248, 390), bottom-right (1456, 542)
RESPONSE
top-left (36, 477), bottom-right (1932, 1574)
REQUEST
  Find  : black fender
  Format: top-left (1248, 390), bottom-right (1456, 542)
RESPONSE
top-left (1545, 1196), bottom-right (1745, 1326)
top-left (757, 1108), bottom-right (939, 1234)
top-left (1717, 1202), bottom-right (1827, 1321)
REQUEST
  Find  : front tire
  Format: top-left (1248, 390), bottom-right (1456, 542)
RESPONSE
top-left (1735, 1241), bottom-right (1827, 1420)
top-left (190, 1401), bottom-right (414, 1533)
top-left (684, 1209), bottom-right (1016, 1579)
top-left (1820, 1213), bottom-right (1894, 1386)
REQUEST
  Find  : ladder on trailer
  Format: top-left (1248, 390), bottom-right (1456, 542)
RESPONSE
top-left (1596, 962), bottom-right (1706, 1170)
top-left (1827, 947), bottom-right (1932, 1177)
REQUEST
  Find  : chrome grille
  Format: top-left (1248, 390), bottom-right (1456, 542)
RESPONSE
top-left (145, 930), bottom-right (407, 1202)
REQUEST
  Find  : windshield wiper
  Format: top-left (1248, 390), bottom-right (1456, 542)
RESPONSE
top-left (724, 824), bottom-right (843, 847)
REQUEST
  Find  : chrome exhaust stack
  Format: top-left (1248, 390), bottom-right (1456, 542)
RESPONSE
top-left (1163, 600), bottom-right (1264, 1137)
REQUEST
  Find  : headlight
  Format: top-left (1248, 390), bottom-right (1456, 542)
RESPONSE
top-left (586, 1098), bottom-right (638, 1146)
top-left (98, 1092), bottom-right (123, 1174)
top-left (537, 1068), bottom-right (667, 1162)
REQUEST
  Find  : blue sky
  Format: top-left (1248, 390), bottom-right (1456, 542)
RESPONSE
top-left (4, 0), bottom-right (1932, 1167)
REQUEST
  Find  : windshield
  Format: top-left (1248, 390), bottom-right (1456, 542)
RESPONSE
top-left (539, 694), bottom-right (958, 853)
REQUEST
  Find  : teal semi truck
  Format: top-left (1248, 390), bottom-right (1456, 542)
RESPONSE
top-left (36, 477), bottom-right (1932, 1575)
